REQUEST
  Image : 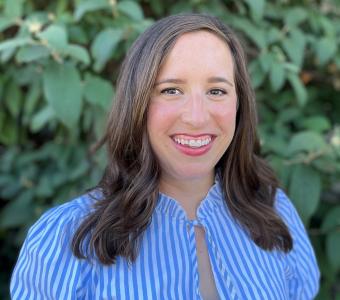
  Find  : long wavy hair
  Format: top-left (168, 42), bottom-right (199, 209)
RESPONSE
top-left (72, 13), bottom-right (292, 264)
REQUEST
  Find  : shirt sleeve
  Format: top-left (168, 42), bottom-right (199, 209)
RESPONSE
top-left (275, 189), bottom-right (320, 300)
top-left (10, 199), bottom-right (92, 300)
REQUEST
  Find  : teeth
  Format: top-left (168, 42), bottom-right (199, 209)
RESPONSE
top-left (173, 136), bottom-right (212, 148)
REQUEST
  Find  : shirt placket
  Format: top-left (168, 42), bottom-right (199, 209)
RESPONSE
top-left (204, 227), bottom-right (239, 300)
top-left (186, 219), bottom-right (203, 300)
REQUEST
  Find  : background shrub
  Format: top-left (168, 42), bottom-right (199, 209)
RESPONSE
top-left (0, 0), bottom-right (339, 299)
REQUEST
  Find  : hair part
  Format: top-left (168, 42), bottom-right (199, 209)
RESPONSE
top-left (72, 13), bottom-right (292, 265)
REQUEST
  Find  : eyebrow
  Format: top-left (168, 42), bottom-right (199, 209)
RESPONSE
top-left (154, 76), bottom-right (234, 87)
top-left (154, 78), bottom-right (186, 86)
top-left (208, 76), bottom-right (234, 87)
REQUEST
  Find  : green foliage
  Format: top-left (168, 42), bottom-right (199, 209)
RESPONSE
top-left (0, 0), bottom-right (339, 299)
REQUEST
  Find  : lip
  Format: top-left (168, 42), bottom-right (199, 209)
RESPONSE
top-left (171, 133), bottom-right (213, 138)
top-left (171, 134), bottom-right (215, 156)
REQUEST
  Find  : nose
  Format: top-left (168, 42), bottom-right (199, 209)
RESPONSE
top-left (181, 93), bottom-right (210, 128)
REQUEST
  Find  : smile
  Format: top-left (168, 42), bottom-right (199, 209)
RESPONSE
top-left (172, 135), bottom-right (212, 148)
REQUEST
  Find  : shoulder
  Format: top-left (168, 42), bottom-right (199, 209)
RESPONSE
top-left (273, 188), bottom-right (314, 242)
top-left (274, 189), bottom-right (299, 224)
top-left (22, 192), bottom-right (96, 244)
top-left (273, 188), bottom-right (313, 254)
top-left (273, 188), bottom-right (320, 299)
top-left (10, 191), bottom-right (100, 299)
top-left (39, 190), bottom-right (98, 222)
top-left (274, 188), bottom-right (308, 234)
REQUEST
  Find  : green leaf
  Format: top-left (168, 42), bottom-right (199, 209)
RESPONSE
top-left (0, 189), bottom-right (35, 228)
top-left (266, 27), bottom-right (282, 44)
top-left (270, 62), bottom-right (285, 91)
top-left (68, 161), bottom-right (89, 180)
top-left (302, 116), bottom-right (331, 132)
top-left (84, 74), bottom-right (114, 109)
top-left (322, 206), bottom-right (340, 233)
top-left (282, 29), bottom-right (306, 68)
top-left (315, 37), bottom-right (337, 65)
top-left (117, 1), bottom-right (144, 21)
top-left (63, 44), bottom-right (90, 65)
top-left (1, 47), bottom-right (15, 63)
top-left (0, 174), bottom-right (15, 189)
top-left (319, 15), bottom-right (336, 36)
top-left (0, 37), bottom-right (32, 52)
top-left (130, 19), bottom-right (154, 35)
top-left (16, 45), bottom-right (50, 63)
top-left (262, 135), bottom-right (289, 156)
top-left (0, 16), bottom-right (15, 31)
top-left (326, 231), bottom-right (340, 271)
top-left (4, 0), bottom-right (24, 18)
top-left (244, 0), bottom-right (265, 21)
top-left (287, 72), bottom-right (307, 106)
top-left (312, 155), bottom-right (337, 173)
top-left (36, 176), bottom-right (54, 197)
top-left (259, 52), bottom-right (274, 72)
top-left (278, 107), bottom-right (300, 123)
top-left (5, 81), bottom-right (22, 117)
top-left (284, 7), bottom-right (307, 27)
top-left (288, 131), bottom-right (327, 154)
top-left (231, 18), bottom-right (266, 49)
top-left (14, 65), bottom-right (38, 85)
top-left (91, 28), bottom-right (123, 72)
top-left (149, 0), bottom-right (164, 16)
top-left (74, 0), bottom-right (111, 21)
top-left (30, 105), bottom-right (55, 132)
top-left (249, 60), bottom-right (266, 88)
top-left (37, 24), bottom-right (68, 51)
top-left (43, 63), bottom-right (83, 128)
top-left (68, 25), bottom-right (88, 44)
top-left (282, 62), bottom-right (299, 73)
top-left (0, 116), bottom-right (18, 145)
top-left (24, 81), bottom-right (41, 118)
top-left (289, 165), bottom-right (321, 223)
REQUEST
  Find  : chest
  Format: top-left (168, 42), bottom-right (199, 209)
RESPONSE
top-left (195, 227), bottom-right (220, 300)
top-left (89, 218), bottom-right (289, 300)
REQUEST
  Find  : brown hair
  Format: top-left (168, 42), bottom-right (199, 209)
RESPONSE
top-left (72, 13), bottom-right (292, 264)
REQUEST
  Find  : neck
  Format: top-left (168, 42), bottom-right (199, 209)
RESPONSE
top-left (159, 173), bottom-right (214, 220)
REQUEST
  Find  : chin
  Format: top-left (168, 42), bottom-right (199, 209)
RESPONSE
top-left (172, 167), bottom-right (215, 182)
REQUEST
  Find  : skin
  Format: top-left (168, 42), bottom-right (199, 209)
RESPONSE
top-left (147, 30), bottom-right (238, 219)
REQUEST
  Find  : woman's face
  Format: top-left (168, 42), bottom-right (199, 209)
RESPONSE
top-left (147, 31), bottom-right (237, 184)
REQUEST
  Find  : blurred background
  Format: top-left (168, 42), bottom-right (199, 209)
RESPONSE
top-left (0, 0), bottom-right (339, 299)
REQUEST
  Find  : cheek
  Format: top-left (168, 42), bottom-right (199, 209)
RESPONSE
top-left (212, 101), bottom-right (237, 130)
top-left (147, 103), bottom-right (178, 134)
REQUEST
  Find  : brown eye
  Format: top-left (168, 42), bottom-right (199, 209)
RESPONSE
top-left (208, 89), bottom-right (227, 96)
top-left (161, 88), bottom-right (181, 95)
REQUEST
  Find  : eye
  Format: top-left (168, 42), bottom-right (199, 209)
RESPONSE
top-left (208, 88), bottom-right (227, 96)
top-left (160, 88), bottom-right (182, 95)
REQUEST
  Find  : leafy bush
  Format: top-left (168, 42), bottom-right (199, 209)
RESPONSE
top-left (0, 0), bottom-right (339, 299)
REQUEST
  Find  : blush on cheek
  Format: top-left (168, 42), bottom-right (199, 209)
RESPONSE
top-left (215, 106), bottom-right (237, 121)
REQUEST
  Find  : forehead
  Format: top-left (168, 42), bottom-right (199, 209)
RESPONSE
top-left (157, 30), bottom-right (234, 79)
top-left (173, 30), bottom-right (228, 50)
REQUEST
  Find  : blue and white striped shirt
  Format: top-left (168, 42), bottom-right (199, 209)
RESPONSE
top-left (10, 183), bottom-right (320, 299)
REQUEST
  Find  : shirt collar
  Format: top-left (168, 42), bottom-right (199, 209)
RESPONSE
top-left (154, 178), bottom-right (225, 221)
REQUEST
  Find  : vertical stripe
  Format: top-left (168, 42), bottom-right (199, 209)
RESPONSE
top-left (188, 221), bottom-right (201, 298)
top-left (208, 210), bottom-right (254, 298)
top-left (153, 215), bottom-right (164, 299)
top-left (115, 257), bottom-right (121, 299)
top-left (164, 216), bottom-right (176, 299)
top-left (176, 220), bottom-right (190, 299)
top-left (10, 187), bottom-right (320, 299)
top-left (168, 217), bottom-right (180, 299)
top-left (204, 225), bottom-right (238, 299)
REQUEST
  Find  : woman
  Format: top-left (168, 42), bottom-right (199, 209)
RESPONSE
top-left (11, 14), bottom-right (319, 299)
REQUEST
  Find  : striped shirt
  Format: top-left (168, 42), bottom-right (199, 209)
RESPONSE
top-left (10, 183), bottom-right (320, 299)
